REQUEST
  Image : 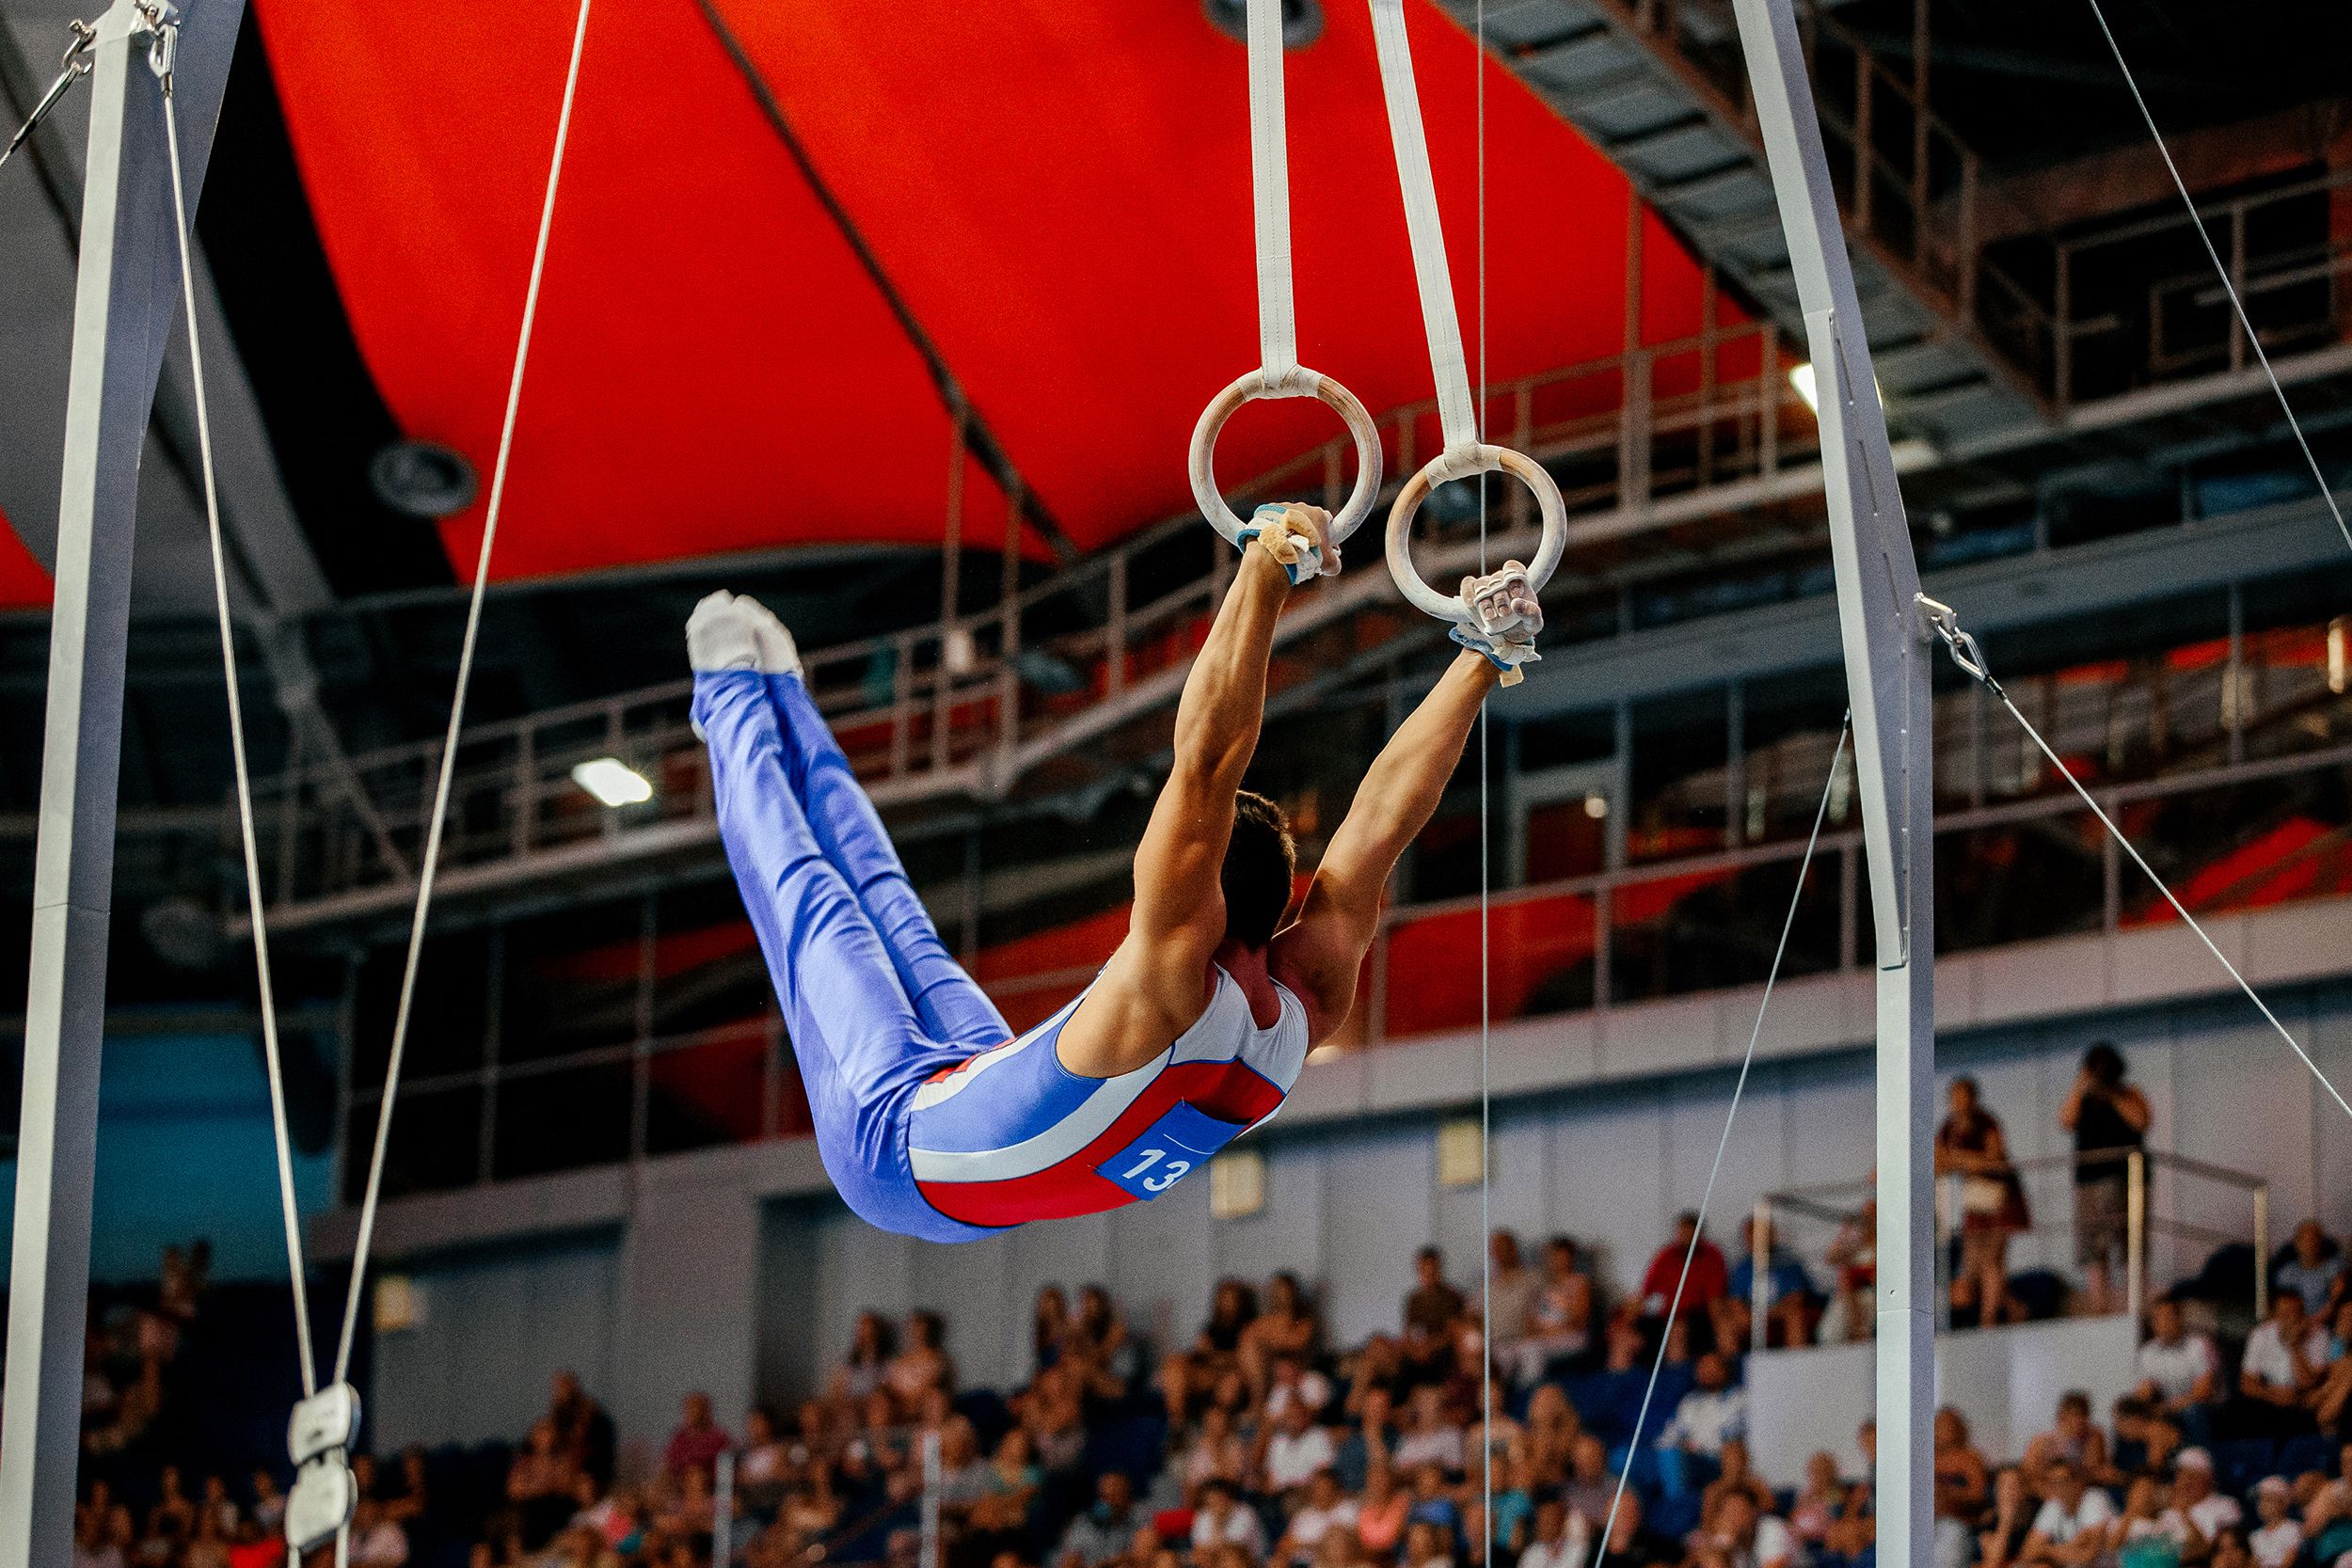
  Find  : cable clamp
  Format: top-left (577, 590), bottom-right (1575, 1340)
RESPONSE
top-left (284, 1382), bottom-right (363, 1552)
top-left (0, 18), bottom-right (97, 170)
top-left (134, 0), bottom-right (177, 92)
top-left (1915, 593), bottom-right (2002, 695)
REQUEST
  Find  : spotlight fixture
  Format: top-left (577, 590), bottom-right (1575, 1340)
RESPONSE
top-left (1202, 0), bottom-right (1323, 49)
top-left (369, 439), bottom-right (479, 520)
top-left (571, 756), bottom-right (654, 808)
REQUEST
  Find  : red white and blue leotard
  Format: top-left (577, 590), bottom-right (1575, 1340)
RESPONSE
top-left (694, 662), bottom-right (1306, 1244)
top-left (908, 966), bottom-right (1310, 1227)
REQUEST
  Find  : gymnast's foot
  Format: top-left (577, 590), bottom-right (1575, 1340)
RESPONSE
top-left (687, 590), bottom-right (801, 677)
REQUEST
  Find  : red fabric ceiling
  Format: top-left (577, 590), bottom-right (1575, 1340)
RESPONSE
top-left (254, 0), bottom-right (1721, 578)
top-left (0, 509), bottom-right (47, 610)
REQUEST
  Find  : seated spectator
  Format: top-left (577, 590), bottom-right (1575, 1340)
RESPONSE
top-left (1491, 1455), bottom-right (1538, 1556)
top-left (1025, 1365), bottom-right (1089, 1478)
top-left (1597, 1492), bottom-right (1678, 1568)
top-left (1405, 1461), bottom-right (1458, 1534)
top-left (1934, 1407), bottom-right (1991, 1522)
top-left (2020, 1457), bottom-right (2117, 1568)
top-left (222, 1520), bottom-right (280, 1568)
top-left (1358, 1461), bottom-right (1412, 1560)
top-left (2137, 1297), bottom-right (2223, 1446)
top-left (1820, 1197), bottom-right (1878, 1345)
top-left (1246, 1272), bottom-right (1324, 1397)
top-left (198, 1476), bottom-right (239, 1539)
top-left (1031, 1288), bottom-right (1073, 1379)
top-left (2302, 1443), bottom-right (2352, 1563)
top-left (2208, 1527), bottom-right (2255, 1568)
top-left (1554, 1434), bottom-right (1612, 1533)
top-left (738, 1405), bottom-right (793, 1519)
top-left (381, 1448), bottom-right (431, 1527)
top-left (2164, 1449), bottom-right (2243, 1558)
top-left (1521, 1495), bottom-right (1591, 1568)
top-left (183, 1514), bottom-right (230, 1568)
top-left (1655, 1352), bottom-right (1746, 1497)
top-left (2239, 1292), bottom-right (2325, 1435)
top-left (2106, 1475), bottom-right (2177, 1568)
top-left (1392, 1385), bottom-right (1466, 1476)
top-left (347, 1498), bottom-right (410, 1568)
top-left (888, 1311), bottom-right (957, 1408)
top-left (1691, 1490), bottom-right (1803, 1568)
top-left (1580, 1320), bottom-right (1662, 1449)
top-left (2247, 1479), bottom-right (2301, 1568)
top-left (2113, 1395), bottom-right (2185, 1480)
top-left (1634, 1212), bottom-right (1727, 1335)
top-left (508, 1417), bottom-right (582, 1549)
top-left (149, 1468), bottom-right (197, 1541)
top-left (1522, 1384), bottom-right (1581, 1485)
top-left (1790, 1452), bottom-right (1845, 1548)
top-left (1163, 1279), bottom-right (1259, 1427)
top-left (246, 1471), bottom-right (284, 1539)
top-left (1979, 1466), bottom-right (2038, 1568)
top-left (72, 1507), bottom-right (123, 1568)
top-left (1702, 1438), bottom-right (1775, 1525)
top-left (1263, 1399), bottom-right (1340, 1496)
top-left (1185, 1403), bottom-right (1252, 1503)
top-left (1717, 1218), bottom-right (1817, 1352)
top-left (2310, 1300), bottom-right (2352, 1435)
top-left (2024, 1392), bottom-right (2111, 1490)
top-left (1193, 1479), bottom-right (1268, 1560)
top-left (2274, 1222), bottom-right (2346, 1319)
top-left (1266, 1352), bottom-right (1335, 1426)
top-left (1279, 1470), bottom-right (1360, 1568)
top-left (1513, 1236), bottom-right (1597, 1385)
top-left (1823, 1439), bottom-right (1878, 1568)
top-left (1056, 1472), bottom-right (1137, 1568)
top-left (1404, 1518), bottom-right (1455, 1568)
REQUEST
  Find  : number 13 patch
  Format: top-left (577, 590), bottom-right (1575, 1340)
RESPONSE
top-left (1097, 1101), bottom-right (1247, 1201)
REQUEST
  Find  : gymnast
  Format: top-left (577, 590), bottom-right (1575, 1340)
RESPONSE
top-left (689, 503), bottom-right (1542, 1241)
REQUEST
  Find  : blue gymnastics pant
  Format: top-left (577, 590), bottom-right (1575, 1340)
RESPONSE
top-left (695, 669), bottom-right (1007, 1243)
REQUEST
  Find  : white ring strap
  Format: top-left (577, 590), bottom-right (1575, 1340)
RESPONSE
top-left (1189, 0), bottom-right (1383, 547)
top-left (1367, 0), bottom-right (1477, 454)
top-left (1248, 0), bottom-right (1297, 387)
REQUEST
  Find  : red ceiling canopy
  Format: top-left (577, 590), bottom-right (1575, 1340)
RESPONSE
top-left (253, 0), bottom-right (1721, 581)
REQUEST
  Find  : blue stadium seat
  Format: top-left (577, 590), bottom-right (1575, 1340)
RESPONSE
top-left (2214, 1437), bottom-right (2277, 1495)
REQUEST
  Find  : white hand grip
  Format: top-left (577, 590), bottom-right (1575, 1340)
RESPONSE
top-left (1189, 366), bottom-right (1384, 548)
top-left (1384, 444), bottom-right (1566, 624)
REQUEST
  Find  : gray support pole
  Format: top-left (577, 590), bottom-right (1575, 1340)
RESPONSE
top-left (0, 2), bottom-right (243, 1560)
top-left (1724, 3), bottom-right (1935, 1565)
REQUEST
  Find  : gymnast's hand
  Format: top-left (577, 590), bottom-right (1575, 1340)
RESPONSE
top-left (1461, 561), bottom-right (1542, 643)
top-left (1242, 502), bottom-right (1338, 584)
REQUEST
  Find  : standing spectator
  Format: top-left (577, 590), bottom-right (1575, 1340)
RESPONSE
top-left (2137, 1296), bottom-right (2224, 1446)
top-left (2248, 1479), bottom-right (2302, 1568)
top-left (1484, 1232), bottom-right (1540, 1370)
top-left (665, 1392), bottom-right (733, 1480)
top-left (1520, 1496), bottom-right (1591, 1568)
top-left (1404, 1247), bottom-right (1468, 1375)
top-left (507, 1418), bottom-right (581, 1550)
top-left (2240, 1293), bottom-right (2324, 1435)
top-left (1635, 1213), bottom-right (1728, 1333)
top-left (1655, 1353), bottom-right (1747, 1498)
top-left (2274, 1223), bottom-right (2346, 1319)
top-left (2061, 1042), bottom-right (2152, 1316)
top-left (2019, 1457), bottom-right (2117, 1568)
top-left (549, 1370), bottom-right (618, 1493)
top-left (1937, 1077), bottom-right (2029, 1328)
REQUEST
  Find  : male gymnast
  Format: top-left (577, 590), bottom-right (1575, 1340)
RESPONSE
top-left (689, 504), bottom-right (1541, 1241)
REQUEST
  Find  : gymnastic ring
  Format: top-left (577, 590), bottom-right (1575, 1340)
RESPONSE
top-left (1383, 444), bottom-right (1567, 625)
top-left (1188, 365), bottom-right (1385, 550)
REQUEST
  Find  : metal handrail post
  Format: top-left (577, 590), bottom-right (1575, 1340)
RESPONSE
top-left (2125, 1149), bottom-right (2147, 1323)
top-left (2252, 1181), bottom-right (2271, 1320)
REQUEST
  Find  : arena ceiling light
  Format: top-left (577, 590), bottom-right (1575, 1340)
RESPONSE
top-left (571, 756), bottom-right (654, 808)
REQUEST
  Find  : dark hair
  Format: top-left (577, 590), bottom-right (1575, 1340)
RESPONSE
top-left (1220, 791), bottom-right (1295, 949)
top-left (2085, 1041), bottom-right (2126, 1085)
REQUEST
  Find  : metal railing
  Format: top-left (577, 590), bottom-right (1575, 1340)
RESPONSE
top-left (340, 729), bottom-right (2352, 1196)
top-left (240, 314), bottom-right (1820, 923)
top-left (1757, 1146), bottom-right (2271, 1351)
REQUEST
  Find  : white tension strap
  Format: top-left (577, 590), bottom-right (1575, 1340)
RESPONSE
top-left (1366, 0), bottom-right (1565, 663)
top-left (1189, 0), bottom-right (1383, 551)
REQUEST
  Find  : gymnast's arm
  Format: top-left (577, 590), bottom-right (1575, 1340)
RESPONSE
top-left (1270, 649), bottom-right (1498, 1044)
top-left (1062, 515), bottom-right (1312, 1069)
